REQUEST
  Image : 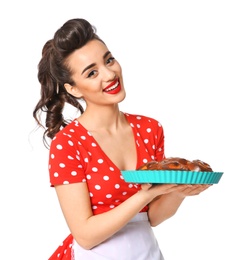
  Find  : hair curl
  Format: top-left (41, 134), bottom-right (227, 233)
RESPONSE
top-left (33, 18), bottom-right (102, 147)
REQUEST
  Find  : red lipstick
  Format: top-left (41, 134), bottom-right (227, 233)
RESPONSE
top-left (103, 79), bottom-right (121, 94)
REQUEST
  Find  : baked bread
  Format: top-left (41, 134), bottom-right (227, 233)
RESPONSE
top-left (138, 157), bottom-right (213, 172)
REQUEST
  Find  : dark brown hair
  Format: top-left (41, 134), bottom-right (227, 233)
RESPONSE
top-left (33, 18), bottom-right (102, 146)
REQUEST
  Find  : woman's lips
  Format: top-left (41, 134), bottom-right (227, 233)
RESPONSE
top-left (103, 79), bottom-right (121, 94)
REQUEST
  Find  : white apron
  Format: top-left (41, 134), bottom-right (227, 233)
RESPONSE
top-left (72, 212), bottom-right (164, 260)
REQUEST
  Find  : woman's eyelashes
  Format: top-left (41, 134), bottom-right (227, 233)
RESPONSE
top-left (87, 57), bottom-right (116, 78)
top-left (106, 57), bottom-right (115, 65)
top-left (87, 70), bottom-right (97, 78)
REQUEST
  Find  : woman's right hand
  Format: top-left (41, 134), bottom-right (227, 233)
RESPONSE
top-left (140, 183), bottom-right (182, 199)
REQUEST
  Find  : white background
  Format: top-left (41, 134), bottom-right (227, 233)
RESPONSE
top-left (1, 0), bottom-right (244, 259)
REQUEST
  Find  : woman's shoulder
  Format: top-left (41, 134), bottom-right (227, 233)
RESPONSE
top-left (50, 119), bottom-right (85, 146)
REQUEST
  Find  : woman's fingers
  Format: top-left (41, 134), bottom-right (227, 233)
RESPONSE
top-left (178, 184), bottom-right (211, 196)
top-left (141, 183), bottom-right (153, 190)
top-left (141, 183), bottom-right (211, 197)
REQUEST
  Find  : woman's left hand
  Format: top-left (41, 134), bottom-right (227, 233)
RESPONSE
top-left (174, 184), bottom-right (212, 198)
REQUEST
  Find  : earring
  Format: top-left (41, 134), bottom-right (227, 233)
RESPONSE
top-left (56, 83), bottom-right (59, 94)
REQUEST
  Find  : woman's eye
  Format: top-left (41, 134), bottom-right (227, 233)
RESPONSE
top-left (87, 70), bottom-right (96, 78)
top-left (106, 57), bottom-right (115, 64)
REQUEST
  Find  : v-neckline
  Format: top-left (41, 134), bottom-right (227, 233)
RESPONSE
top-left (74, 113), bottom-right (139, 171)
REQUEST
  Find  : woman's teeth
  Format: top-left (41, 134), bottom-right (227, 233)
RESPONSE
top-left (104, 81), bottom-right (119, 92)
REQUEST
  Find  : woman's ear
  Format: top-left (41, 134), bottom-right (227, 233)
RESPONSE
top-left (64, 83), bottom-right (83, 98)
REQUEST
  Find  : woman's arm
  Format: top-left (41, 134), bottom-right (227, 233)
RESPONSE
top-left (55, 182), bottom-right (182, 250)
top-left (147, 184), bottom-right (211, 227)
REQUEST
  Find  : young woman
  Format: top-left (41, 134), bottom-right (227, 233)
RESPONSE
top-left (33, 18), bottom-right (210, 260)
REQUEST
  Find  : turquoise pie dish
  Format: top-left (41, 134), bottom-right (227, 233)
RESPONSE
top-left (121, 170), bottom-right (223, 184)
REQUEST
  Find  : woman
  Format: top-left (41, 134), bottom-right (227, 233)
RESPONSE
top-left (33, 18), bottom-right (210, 260)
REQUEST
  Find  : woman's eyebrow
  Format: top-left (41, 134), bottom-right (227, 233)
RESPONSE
top-left (103, 51), bottom-right (111, 59)
top-left (81, 51), bottom-right (111, 75)
top-left (81, 63), bottom-right (96, 75)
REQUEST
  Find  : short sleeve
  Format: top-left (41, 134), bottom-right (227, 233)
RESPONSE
top-left (48, 131), bottom-right (86, 187)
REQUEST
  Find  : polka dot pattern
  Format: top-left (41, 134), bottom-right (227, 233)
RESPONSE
top-left (48, 113), bottom-right (165, 259)
top-left (49, 113), bottom-right (164, 216)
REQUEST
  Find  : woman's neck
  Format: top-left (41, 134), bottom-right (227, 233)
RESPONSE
top-left (77, 105), bottom-right (126, 132)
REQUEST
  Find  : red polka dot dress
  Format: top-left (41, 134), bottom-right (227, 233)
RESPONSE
top-left (48, 113), bottom-right (165, 260)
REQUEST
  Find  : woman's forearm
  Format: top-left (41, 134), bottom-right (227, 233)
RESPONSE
top-left (74, 185), bottom-right (180, 249)
top-left (57, 183), bottom-right (189, 250)
top-left (148, 184), bottom-right (211, 226)
top-left (148, 192), bottom-right (185, 227)
top-left (75, 189), bottom-right (153, 249)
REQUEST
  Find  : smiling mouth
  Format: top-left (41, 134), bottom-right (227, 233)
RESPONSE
top-left (103, 80), bottom-right (119, 92)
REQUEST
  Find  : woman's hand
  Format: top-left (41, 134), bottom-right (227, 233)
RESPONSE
top-left (141, 183), bottom-right (211, 199)
top-left (141, 183), bottom-right (180, 193)
top-left (174, 184), bottom-right (211, 197)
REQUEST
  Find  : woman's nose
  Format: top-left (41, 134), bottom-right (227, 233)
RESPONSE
top-left (102, 68), bottom-right (116, 81)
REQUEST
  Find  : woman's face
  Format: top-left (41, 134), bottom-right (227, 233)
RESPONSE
top-left (64, 39), bottom-right (125, 107)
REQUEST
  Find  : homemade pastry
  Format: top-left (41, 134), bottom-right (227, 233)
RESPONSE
top-left (138, 157), bottom-right (213, 172)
